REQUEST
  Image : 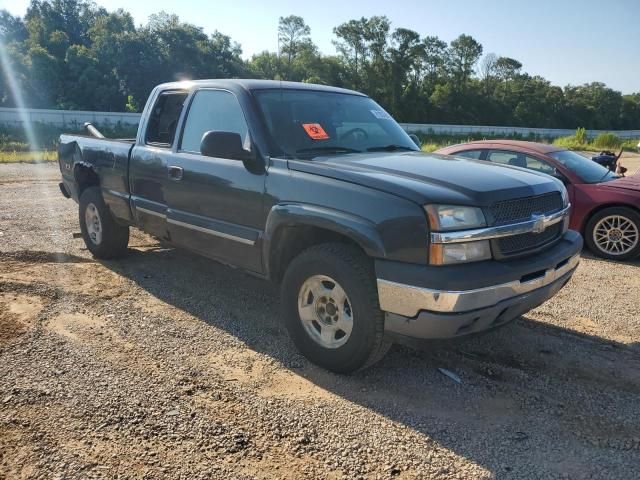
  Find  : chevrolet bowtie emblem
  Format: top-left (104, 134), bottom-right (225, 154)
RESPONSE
top-left (531, 213), bottom-right (545, 234)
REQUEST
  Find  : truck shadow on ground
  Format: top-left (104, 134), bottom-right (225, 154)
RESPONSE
top-left (102, 244), bottom-right (640, 477)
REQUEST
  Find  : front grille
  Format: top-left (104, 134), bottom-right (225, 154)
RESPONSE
top-left (497, 222), bottom-right (563, 255)
top-left (488, 192), bottom-right (563, 226)
top-left (488, 192), bottom-right (565, 258)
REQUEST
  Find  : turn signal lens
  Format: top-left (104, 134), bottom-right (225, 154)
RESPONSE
top-left (429, 240), bottom-right (492, 265)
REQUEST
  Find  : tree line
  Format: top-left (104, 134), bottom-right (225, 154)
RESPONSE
top-left (1, 0), bottom-right (639, 130)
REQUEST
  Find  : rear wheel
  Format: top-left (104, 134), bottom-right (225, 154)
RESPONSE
top-left (281, 243), bottom-right (391, 373)
top-left (79, 187), bottom-right (129, 259)
top-left (585, 207), bottom-right (640, 260)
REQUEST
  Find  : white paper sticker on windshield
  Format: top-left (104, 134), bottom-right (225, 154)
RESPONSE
top-left (370, 109), bottom-right (392, 120)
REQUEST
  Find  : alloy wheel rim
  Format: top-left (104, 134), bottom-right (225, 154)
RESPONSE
top-left (297, 275), bottom-right (353, 349)
top-left (593, 215), bottom-right (639, 256)
top-left (85, 203), bottom-right (103, 245)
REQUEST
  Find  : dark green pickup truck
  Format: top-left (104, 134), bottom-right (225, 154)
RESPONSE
top-left (58, 79), bottom-right (582, 372)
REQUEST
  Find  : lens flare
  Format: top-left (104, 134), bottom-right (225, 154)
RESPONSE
top-left (0, 41), bottom-right (39, 151)
top-left (1, 40), bottom-right (65, 255)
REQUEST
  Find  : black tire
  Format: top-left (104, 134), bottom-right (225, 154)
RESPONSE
top-left (79, 186), bottom-right (129, 259)
top-left (584, 206), bottom-right (640, 260)
top-left (281, 243), bottom-right (391, 373)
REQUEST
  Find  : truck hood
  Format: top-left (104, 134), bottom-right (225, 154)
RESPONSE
top-left (287, 151), bottom-right (561, 206)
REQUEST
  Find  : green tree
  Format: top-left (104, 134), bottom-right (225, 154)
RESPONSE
top-left (26, 44), bottom-right (62, 107)
top-left (421, 36), bottom-right (448, 83)
top-left (388, 27), bottom-right (422, 117)
top-left (494, 56), bottom-right (522, 81)
top-left (1, 3), bottom-right (639, 129)
top-left (277, 15), bottom-right (311, 79)
top-left (333, 16), bottom-right (390, 96)
top-left (333, 18), bottom-right (367, 87)
top-left (0, 11), bottom-right (28, 43)
top-left (448, 34), bottom-right (482, 89)
top-left (249, 51), bottom-right (284, 80)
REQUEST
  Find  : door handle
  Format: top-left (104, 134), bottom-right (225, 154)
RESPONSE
top-left (168, 166), bottom-right (183, 181)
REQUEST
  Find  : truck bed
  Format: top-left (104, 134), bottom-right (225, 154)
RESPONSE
top-left (58, 134), bottom-right (135, 222)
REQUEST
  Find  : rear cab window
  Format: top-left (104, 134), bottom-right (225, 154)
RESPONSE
top-left (145, 91), bottom-right (188, 147)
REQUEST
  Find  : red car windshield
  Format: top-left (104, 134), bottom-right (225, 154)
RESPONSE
top-left (549, 150), bottom-right (617, 184)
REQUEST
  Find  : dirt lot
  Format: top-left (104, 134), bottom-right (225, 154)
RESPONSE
top-left (1, 163), bottom-right (639, 480)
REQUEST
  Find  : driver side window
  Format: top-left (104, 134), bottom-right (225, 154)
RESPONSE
top-left (180, 89), bottom-right (250, 155)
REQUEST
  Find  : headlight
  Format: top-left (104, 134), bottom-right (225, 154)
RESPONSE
top-left (430, 240), bottom-right (492, 265)
top-left (424, 205), bottom-right (486, 231)
top-left (425, 205), bottom-right (490, 264)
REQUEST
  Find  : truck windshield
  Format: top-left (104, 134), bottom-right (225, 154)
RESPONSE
top-left (253, 89), bottom-right (418, 159)
top-left (548, 150), bottom-right (618, 183)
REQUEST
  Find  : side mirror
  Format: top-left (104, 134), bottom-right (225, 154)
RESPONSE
top-left (408, 133), bottom-right (422, 148)
top-left (200, 130), bottom-right (252, 161)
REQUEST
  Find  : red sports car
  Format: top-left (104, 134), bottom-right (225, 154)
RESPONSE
top-left (436, 140), bottom-right (640, 260)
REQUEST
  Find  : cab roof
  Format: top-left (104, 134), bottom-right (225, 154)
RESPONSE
top-left (155, 79), bottom-right (365, 97)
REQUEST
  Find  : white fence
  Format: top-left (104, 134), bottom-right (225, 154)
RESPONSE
top-left (0, 107), bottom-right (638, 139)
top-left (0, 107), bottom-right (141, 127)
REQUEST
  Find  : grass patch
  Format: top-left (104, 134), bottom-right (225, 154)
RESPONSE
top-left (552, 135), bottom-right (586, 150)
top-left (416, 130), bottom-right (550, 153)
top-left (420, 142), bottom-right (441, 153)
top-left (0, 150), bottom-right (57, 163)
top-left (414, 128), bottom-right (638, 154)
top-left (622, 139), bottom-right (640, 151)
top-left (592, 132), bottom-right (622, 149)
top-left (553, 128), bottom-right (638, 153)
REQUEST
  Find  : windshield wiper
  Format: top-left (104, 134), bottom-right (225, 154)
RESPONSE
top-left (366, 144), bottom-right (416, 152)
top-left (296, 146), bottom-right (362, 155)
top-left (597, 170), bottom-right (617, 183)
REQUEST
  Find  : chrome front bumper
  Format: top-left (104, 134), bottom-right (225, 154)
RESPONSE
top-left (378, 253), bottom-right (580, 317)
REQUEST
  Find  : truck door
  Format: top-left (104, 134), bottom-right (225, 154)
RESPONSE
top-left (129, 90), bottom-right (188, 239)
top-left (164, 88), bottom-right (266, 273)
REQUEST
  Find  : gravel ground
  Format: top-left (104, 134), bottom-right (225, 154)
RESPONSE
top-left (1, 163), bottom-right (639, 480)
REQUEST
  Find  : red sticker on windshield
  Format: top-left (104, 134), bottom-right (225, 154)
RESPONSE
top-left (302, 123), bottom-right (329, 140)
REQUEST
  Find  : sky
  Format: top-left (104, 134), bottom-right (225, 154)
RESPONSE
top-left (3, 0), bottom-right (640, 93)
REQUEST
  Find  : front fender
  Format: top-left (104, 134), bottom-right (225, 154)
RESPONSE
top-left (263, 203), bottom-right (387, 275)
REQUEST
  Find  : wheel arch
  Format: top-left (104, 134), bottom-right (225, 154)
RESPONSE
top-left (580, 202), bottom-right (640, 235)
top-left (263, 204), bottom-right (386, 283)
top-left (73, 163), bottom-right (100, 197)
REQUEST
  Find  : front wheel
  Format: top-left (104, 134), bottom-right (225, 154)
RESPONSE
top-left (79, 186), bottom-right (129, 259)
top-left (585, 207), bottom-right (640, 260)
top-left (281, 243), bottom-right (391, 373)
